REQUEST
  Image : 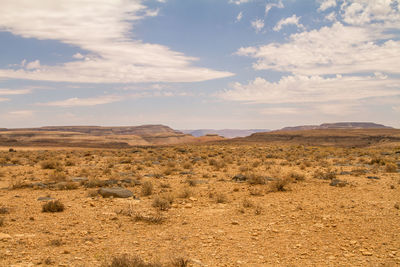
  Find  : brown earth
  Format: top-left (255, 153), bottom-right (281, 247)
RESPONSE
top-left (0, 142), bottom-right (399, 266)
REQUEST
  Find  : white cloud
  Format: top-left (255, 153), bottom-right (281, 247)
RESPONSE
top-left (0, 97), bottom-right (9, 102)
top-left (229, 0), bottom-right (251, 5)
top-left (25, 60), bottom-right (41, 70)
top-left (265, 1), bottom-right (284, 16)
top-left (236, 12), bottom-right (243, 22)
top-left (260, 103), bottom-right (359, 116)
top-left (0, 0), bottom-right (233, 83)
top-left (37, 95), bottom-right (124, 107)
top-left (273, 14), bottom-right (304, 31)
top-left (8, 110), bottom-right (34, 117)
top-left (72, 53), bottom-right (84, 59)
top-left (237, 22), bottom-right (400, 75)
top-left (35, 90), bottom-right (177, 107)
top-left (318, 0), bottom-right (336, 11)
top-left (325, 11), bottom-right (336, 21)
top-left (0, 88), bottom-right (32, 95)
top-left (341, 0), bottom-right (400, 27)
top-left (218, 74), bottom-right (400, 104)
top-left (251, 19), bottom-right (264, 33)
top-left (393, 106), bottom-right (400, 112)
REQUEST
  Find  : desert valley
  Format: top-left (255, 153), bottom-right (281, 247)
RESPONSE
top-left (0, 123), bottom-right (399, 266)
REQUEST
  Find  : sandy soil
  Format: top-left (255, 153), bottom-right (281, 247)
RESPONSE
top-left (0, 145), bottom-right (399, 266)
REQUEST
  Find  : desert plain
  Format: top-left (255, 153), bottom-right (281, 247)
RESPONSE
top-left (0, 129), bottom-right (400, 266)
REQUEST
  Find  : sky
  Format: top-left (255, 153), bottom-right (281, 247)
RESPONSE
top-left (0, 0), bottom-right (399, 130)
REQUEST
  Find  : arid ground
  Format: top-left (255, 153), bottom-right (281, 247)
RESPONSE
top-left (0, 140), bottom-right (400, 266)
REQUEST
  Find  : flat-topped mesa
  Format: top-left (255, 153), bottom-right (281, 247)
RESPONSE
top-left (281, 122), bottom-right (392, 131)
top-left (0, 124), bottom-right (225, 147)
top-left (0, 124), bottom-right (183, 136)
top-left (227, 128), bottom-right (400, 147)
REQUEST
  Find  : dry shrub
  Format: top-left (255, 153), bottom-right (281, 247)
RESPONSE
top-left (249, 187), bottom-right (264, 196)
top-left (85, 179), bottom-right (106, 188)
top-left (141, 181), bottom-right (153, 196)
top-left (40, 160), bottom-right (63, 170)
top-left (104, 255), bottom-right (189, 267)
top-left (57, 182), bottom-right (79, 190)
top-left (48, 171), bottom-right (67, 182)
top-left (385, 163), bottom-right (398, 173)
top-left (370, 157), bottom-right (385, 165)
top-left (87, 189), bottom-right (99, 197)
top-left (49, 239), bottom-right (63, 247)
top-left (208, 159), bottom-right (226, 170)
top-left (171, 258), bottom-right (190, 267)
top-left (65, 160), bottom-right (75, 166)
top-left (9, 177), bottom-right (29, 189)
top-left (160, 183), bottom-right (171, 188)
top-left (133, 212), bottom-right (164, 224)
top-left (313, 169), bottom-right (336, 180)
top-left (242, 198), bottom-right (254, 208)
top-left (0, 207), bottom-right (9, 214)
top-left (186, 179), bottom-right (197, 187)
top-left (152, 196), bottom-right (172, 211)
top-left (288, 171), bottom-right (305, 181)
top-left (247, 173), bottom-right (266, 185)
top-left (42, 200), bottom-right (65, 213)
top-left (163, 168), bottom-right (173, 176)
top-left (105, 254), bottom-right (162, 267)
top-left (268, 178), bottom-right (290, 192)
top-left (215, 193), bottom-right (228, 203)
top-left (178, 187), bottom-right (192, 198)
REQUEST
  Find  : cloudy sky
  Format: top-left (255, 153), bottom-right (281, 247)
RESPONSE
top-left (0, 0), bottom-right (399, 129)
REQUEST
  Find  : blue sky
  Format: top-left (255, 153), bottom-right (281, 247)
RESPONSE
top-left (0, 0), bottom-right (399, 129)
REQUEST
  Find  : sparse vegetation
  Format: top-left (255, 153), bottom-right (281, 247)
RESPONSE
top-left (42, 200), bottom-right (65, 213)
top-left (40, 160), bottom-right (63, 170)
top-left (133, 212), bottom-right (164, 224)
top-left (268, 178), bottom-right (290, 192)
top-left (141, 181), bottom-right (153, 196)
top-left (385, 162), bottom-right (398, 173)
top-left (1, 135), bottom-right (399, 266)
top-left (103, 254), bottom-right (189, 267)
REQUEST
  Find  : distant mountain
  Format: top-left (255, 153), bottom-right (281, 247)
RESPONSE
top-left (280, 122), bottom-right (392, 131)
top-left (0, 124), bottom-right (224, 148)
top-left (0, 124), bottom-right (182, 136)
top-left (182, 129), bottom-right (270, 138)
top-left (226, 128), bottom-right (400, 147)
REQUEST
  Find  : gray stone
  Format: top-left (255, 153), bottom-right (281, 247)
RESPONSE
top-left (367, 176), bottom-right (380, 180)
top-left (70, 177), bottom-right (88, 183)
top-left (104, 179), bottom-right (118, 186)
top-left (329, 179), bottom-right (347, 187)
top-left (232, 174), bottom-right (247, 182)
top-left (32, 182), bottom-right (47, 189)
top-left (180, 171), bottom-right (195, 175)
top-left (98, 187), bottom-right (134, 198)
top-left (121, 178), bottom-right (133, 184)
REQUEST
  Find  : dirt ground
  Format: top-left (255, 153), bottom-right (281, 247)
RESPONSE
top-left (0, 144), bottom-right (399, 266)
